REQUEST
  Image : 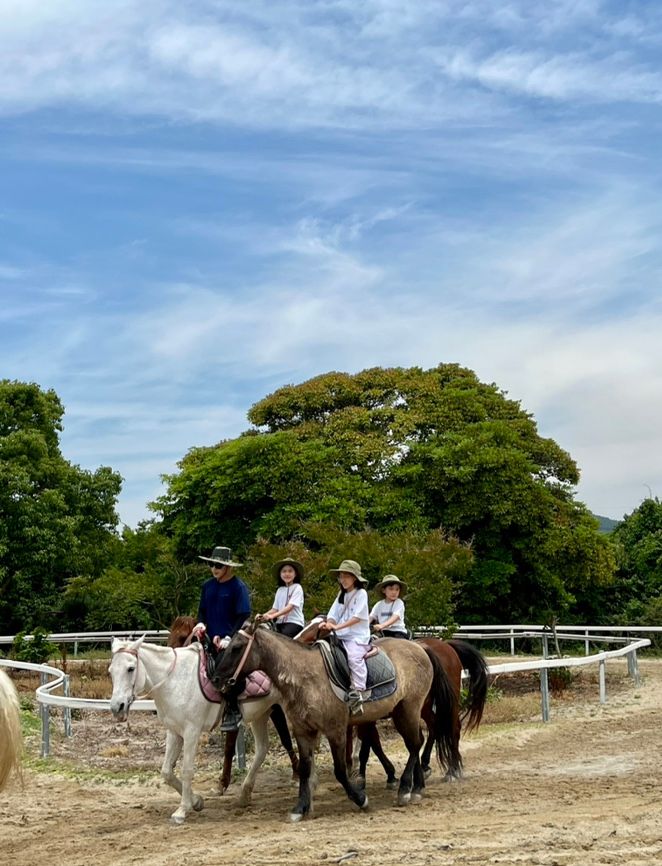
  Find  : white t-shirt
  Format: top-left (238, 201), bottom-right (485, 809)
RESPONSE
top-left (327, 588), bottom-right (370, 643)
top-left (370, 598), bottom-right (407, 633)
top-left (273, 583), bottom-right (305, 627)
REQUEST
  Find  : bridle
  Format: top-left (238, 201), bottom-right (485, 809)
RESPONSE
top-left (223, 628), bottom-right (255, 690)
top-left (113, 645), bottom-right (177, 704)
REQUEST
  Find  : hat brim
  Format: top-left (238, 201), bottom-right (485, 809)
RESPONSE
top-left (329, 569), bottom-right (368, 585)
top-left (198, 556), bottom-right (243, 567)
top-left (273, 559), bottom-right (305, 580)
top-left (374, 579), bottom-right (407, 595)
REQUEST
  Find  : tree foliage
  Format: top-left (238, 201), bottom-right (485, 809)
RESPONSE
top-left (0, 380), bottom-right (122, 633)
top-left (155, 364), bottom-right (615, 623)
top-left (610, 497), bottom-right (662, 626)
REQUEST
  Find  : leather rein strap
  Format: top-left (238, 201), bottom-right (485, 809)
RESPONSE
top-left (225, 628), bottom-right (255, 688)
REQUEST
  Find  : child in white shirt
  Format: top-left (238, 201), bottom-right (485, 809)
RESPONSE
top-left (319, 558), bottom-right (370, 715)
top-left (258, 558), bottom-right (305, 638)
top-left (369, 575), bottom-right (408, 638)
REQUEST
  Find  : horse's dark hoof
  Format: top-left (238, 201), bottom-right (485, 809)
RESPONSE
top-left (359, 793), bottom-right (369, 810)
top-left (423, 767), bottom-right (432, 779)
top-left (386, 778), bottom-right (398, 790)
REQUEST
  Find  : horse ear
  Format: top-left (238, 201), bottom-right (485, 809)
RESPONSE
top-left (247, 616), bottom-right (260, 634)
top-left (135, 633), bottom-right (147, 648)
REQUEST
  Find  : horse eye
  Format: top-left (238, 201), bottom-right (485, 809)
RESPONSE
top-left (127, 665), bottom-right (135, 673)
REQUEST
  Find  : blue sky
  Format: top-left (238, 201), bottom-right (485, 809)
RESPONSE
top-left (2, 0), bottom-right (662, 527)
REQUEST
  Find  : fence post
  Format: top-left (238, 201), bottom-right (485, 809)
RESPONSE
top-left (540, 633), bottom-right (550, 722)
top-left (599, 658), bottom-right (606, 704)
top-left (584, 629), bottom-right (590, 656)
top-left (510, 629), bottom-right (515, 655)
top-left (40, 672), bottom-right (50, 758)
top-left (63, 674), bottom-right (72, 737)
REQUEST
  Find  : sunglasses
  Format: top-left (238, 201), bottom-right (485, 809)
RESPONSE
top-left (210, 562), bottom-right (226, 569)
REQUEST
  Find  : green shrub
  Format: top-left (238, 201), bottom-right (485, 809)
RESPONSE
top-left (12, 628), bottom-right (58, 663)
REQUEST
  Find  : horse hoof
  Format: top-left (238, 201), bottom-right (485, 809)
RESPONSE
top-left (193, 796), bottom-right (204, 811)
top-left (170, 813), bottom-right (186, 825)
top-left (386, 778), bottom-right (398, 790)
top-left (397, 792), bottom-right (411, 807)
top-left (289, 812), bottom-right (304, 823)
top-left (423, 767), bottom-right (432, 780)
top-left (360, 794), bottom-right (369, 811)
top-left (410, 792), bottom-right (423, 804)
top-left (442, 773), bottom-right (461, 783)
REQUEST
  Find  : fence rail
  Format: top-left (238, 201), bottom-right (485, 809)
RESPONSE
top-left (0, 625), bottom-right (654, 757)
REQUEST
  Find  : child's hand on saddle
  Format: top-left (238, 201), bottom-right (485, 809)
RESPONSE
top-left (319, 621), bottom-right (335, 632)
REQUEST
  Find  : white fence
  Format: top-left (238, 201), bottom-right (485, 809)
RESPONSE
top-left (0, 625), bottom-right (656, 757)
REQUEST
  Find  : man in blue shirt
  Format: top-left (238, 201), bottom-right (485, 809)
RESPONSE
top-left (197, 545), bottom-right (251, 730)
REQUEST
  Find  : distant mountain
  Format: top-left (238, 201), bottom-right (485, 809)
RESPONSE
top-left (593, 514), bottom-right (620, 534)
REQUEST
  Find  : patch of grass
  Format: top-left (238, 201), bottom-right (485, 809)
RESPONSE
top-left (20, 708), bottom-right (41, 736)
top-left (24, 755), bottom-right (159, 785)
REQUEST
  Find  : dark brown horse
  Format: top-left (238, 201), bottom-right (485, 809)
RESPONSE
top-left (351, 637), bottom-right (488, 787)
top-left (214, 620), bottom-right (458, 819)
top-left (166, 616), bottom-right (299, 791)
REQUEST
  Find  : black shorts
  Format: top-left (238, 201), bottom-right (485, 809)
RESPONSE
top-left (380, 629), bottom-right (408, 639)
top-left (275, 622), bottom-right (303, 638)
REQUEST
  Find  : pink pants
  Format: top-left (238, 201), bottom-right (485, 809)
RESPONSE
top-left (342, 639), bottom-right (369, 691)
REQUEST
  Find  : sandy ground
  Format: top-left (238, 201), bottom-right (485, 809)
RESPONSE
top-left (1, 658), bottom-right (661, 866)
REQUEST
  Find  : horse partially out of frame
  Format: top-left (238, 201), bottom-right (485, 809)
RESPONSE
top-left (0, 668), bottom-right (22, 791)
top-left (109, 636), bottom-right (295, 823)
top-left (350, 637), bottom-right (489, 787)
top-left (167, 616), bottom-right (298, 791)
top-left (214, 620), bottom-right (458, 821)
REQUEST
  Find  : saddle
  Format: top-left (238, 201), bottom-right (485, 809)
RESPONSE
top-left (196, 642), bottom-right (272, 705)
top-left (315, 635), bottom-right (397, 706)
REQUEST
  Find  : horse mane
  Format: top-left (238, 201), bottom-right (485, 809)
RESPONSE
top-left (168, 615), bottom-right (197, 648)
top-left (0, 668), bottom-right (22, 791)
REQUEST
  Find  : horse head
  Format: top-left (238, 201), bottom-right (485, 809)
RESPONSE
top-left (108, 636), bottom-right (147, 722)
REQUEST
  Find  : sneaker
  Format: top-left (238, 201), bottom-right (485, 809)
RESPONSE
top-left (220, 706), bottom-right (242, 732)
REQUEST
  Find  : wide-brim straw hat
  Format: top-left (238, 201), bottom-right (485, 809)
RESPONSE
top-left (272, 558), bottom-right (305, 581)
top-left (198, 545), bottom-right (243, 567)
top-left (329, 559), bottom-right (368, 586)
top-left (374, 574), bottom-right (408, 596)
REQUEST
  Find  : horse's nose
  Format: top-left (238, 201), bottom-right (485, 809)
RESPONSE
top-left (110, 699), bottom-right (129, 722)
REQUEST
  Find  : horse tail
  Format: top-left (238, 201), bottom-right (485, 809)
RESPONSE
top-left (0, 668), bottom-right (22, 791)
top-left (421, 646), bottom-right (461, 774)
top-left (446, 639), bottom-right (489, 733)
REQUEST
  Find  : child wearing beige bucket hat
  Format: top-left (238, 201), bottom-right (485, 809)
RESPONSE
top-left (319, 559), bottom-right (370, 715)
top-left (369, 575), bottom-right (408, 639)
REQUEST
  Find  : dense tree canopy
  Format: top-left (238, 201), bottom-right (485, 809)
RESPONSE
top-left (610, 497), bottom-right (662, 626)
top-left (155, 364), bottom-right (616, 623)
top-left (0, 380), bottom-right (122, 633)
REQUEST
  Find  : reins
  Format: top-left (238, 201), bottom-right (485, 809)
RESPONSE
top-left (224, 628), bottom-right (255, 689)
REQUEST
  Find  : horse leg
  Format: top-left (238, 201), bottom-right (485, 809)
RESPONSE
top-left (289, 732), bottom-right (316, 822)
top-left (391, 703), bottom-right (424, 807)
top-left (170, 728), bottom-right (204, 823)
top-left (237, 715), bottom-right (269, 807)
top-left (442, 702), bottom-right (463, 782)
top-left (270, 704), bottom-right (299, 779)
top-left (161, 729), bottom-right (183, 798)
top-left (328, 730), bottom-right (369, 811)
top-left (219, 728), bottom-right (238, 793)
top-left (365, 723), bottom-right (398, 789)
top-left (420, 701), bottom-right (435, 778)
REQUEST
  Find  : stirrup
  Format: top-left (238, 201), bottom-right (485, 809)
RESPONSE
top-left (220, 708), bottom-right (242, 732)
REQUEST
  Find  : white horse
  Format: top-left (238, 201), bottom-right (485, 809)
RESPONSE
top-left (108, 636), bottom-right (292, 823)
top-left (0, 668), bottom-right (22, 791)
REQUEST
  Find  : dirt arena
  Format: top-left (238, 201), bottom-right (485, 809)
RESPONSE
top-left (1, 658), bottom-right (661, 866)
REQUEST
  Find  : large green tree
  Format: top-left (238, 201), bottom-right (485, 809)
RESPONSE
top-left (155, 364), bottom-right (615, 623)
top-left (610, 497), bottom-right (662, 626)
top-left (0, 380), bottom-right (122, 633)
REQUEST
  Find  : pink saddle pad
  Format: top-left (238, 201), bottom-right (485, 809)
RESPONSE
top-left (197, 645), bottom-right (272, 703)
